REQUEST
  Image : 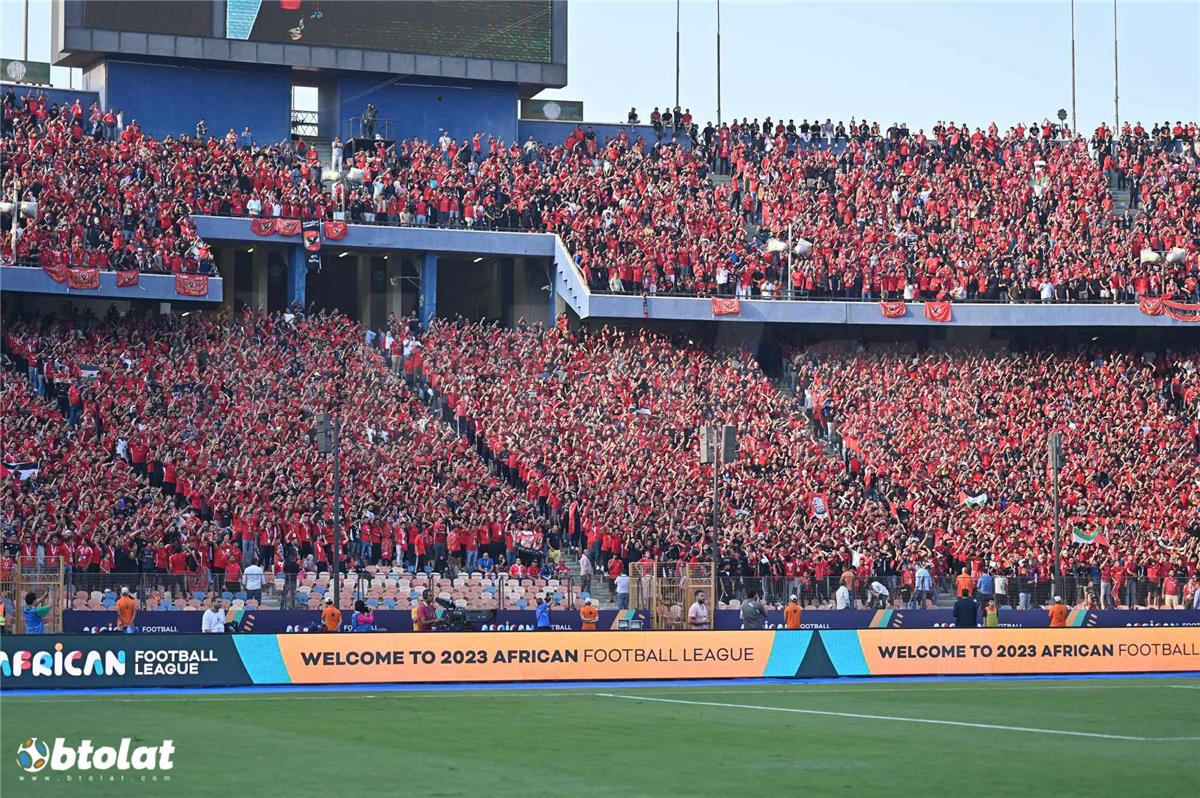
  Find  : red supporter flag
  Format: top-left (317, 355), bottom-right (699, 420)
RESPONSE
top-left (115, 270), bottom-right (140, 288)
top-left (711, 297), bottom-right (741, 316)
top-left (923, 301), bottom-right (952, 323)
top-left (250, 218), bottom-right (276, 236)
top-left (67, 267), bottom-right (100, 290)
top-left (1138, 296), bottom-right (1165, 316)
top-left (1162, 300), bottom-right (1200, 323)
top-left (273, 218), bottom-right (302, 237)
top-left (880, 300), bottom-right (906, 318)
top-left (42, 264), bottom-right (69, 283)
top-left (323, 220), bottom-right (348, 240)
top-left (175, 274), bottom-right (209, 297)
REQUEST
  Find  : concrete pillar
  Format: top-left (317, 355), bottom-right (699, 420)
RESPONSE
top-left (287, 246), bottom-right (307, 310)
top-left (356, 254), bottom-right (371, 327)
top-left (419, 251), bottom-right (437, 330)
top-left (218, 247), bottom-right (235, 318)
top-left (252, 248), bottom-right (268, 311)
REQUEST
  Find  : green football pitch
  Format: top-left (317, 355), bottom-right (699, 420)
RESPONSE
top-left (2, 677), bottom-right (1197, 796)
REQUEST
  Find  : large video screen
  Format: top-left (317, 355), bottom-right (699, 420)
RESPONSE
top-left (82, 1), bottom-right (213, 37)
top-left (226, 0), bottom-right (553, 63)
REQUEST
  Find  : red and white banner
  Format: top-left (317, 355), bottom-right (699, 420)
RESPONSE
top-left (274, 218), bottom-right (302, 237)
top-left (175, 274), bottom-right (209, 297)
top-left (42, 264), bottom-right (68, 283)
top-left (323, 220), bottom-right (348, 240)
top-left (711, 297), bottom-right (741, 316)
top-left (923, 301), bottom-right (952, 323)
top-left (67, 267), bottom-right (100, 290)
top-left (1138, 296), bottom-right (1165, 316)
top-left (880, 301), bottom-right (906, 318)
top-left (1163, 300), bottom-right (1200, 323)
top-left (1138, 296), bottom-right (1200, 322)
top-left (250, 218), bottom-right (277, 236)
top-left (115, 270), bottom-right (140, 288)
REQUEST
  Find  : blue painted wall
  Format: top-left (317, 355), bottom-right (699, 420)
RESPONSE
top-left (0, 267), bottom-right (223, 303)
top-left (1, 82), bottom-right (100, 113)
top-left (101, 60), bottom-right (291, 142)
top-left (336, 78), bottom-right (517, 144)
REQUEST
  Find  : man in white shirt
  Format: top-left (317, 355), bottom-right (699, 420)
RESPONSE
top-left (868, 580), bottom-right (890, 609)
top-left (578, 551), bottom-right (593, 595)
top-left (835, 583), bottom-right (853, 610)
top-left (687, 591), bottom-right (709, 629)
top-left (614, 573), bottom-right (631, 609)
top-left (201, 598), bottom-right (226, 633)
top-left (243, 560), bottom-right (265, 604)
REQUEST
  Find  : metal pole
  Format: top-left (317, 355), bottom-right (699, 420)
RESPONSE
top-left (1070, 0), bottom-right (1077, 134)
top-left (1112, 0), bottom-right (1120, 134)
top-left (23, 0), bottom-right (30, 61)
top-left (675, 0), bottom-right (681, 110)
top-left (786, 223), bottom-right (794, 300)
top-left (1052, 463), bottom-right (1061, 598)
top-left (711, 436), bottom-right (721, 563)
top-left (332, 418), bottom-right (342, 609)
top-left (715, 0), bottom-right (722, 127)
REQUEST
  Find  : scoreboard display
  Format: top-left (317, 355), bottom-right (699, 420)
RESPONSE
top-left (226, 0), bottom-right (553, 63)
top-left (82, 0), bottom-right (213, 37)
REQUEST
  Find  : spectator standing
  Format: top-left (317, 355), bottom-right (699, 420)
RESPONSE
top-left (740, 591), bottom-right (767, 629)
top-left (243, 560), bottom-right (264, 604)
top-left (331, 136), bottom-right (344, 173)
top-left (1048, 596), bottom-right (1070, 627)
top-left (783, 594), bottom-right (802, 629)
top-left (22, 591), bottom-right (51, 634)
top-left (115, 587), bottom-right (138, 633)
top-left (835, 582), bottom-right (853, 610)
top-left (976, 570), bottom-right (995, 608)
top-left (321, 596), bottom-right (341, 632)
top-left (535, 595), bottom-right (552, 630)
top-left (913, 563), bottom-right (932, 609)
top-left (281, 553), bottom-right (300, 609)
top-left (578, 549), bottom-right (593, 595)
top-left (688, 590), bottom-right (710, 629)
top-left (201, 597), bottom-right (225, 633)
top-left (953, 590), bottom-right (978, 628)
top-left (614, 572), bottom-right (631, 610)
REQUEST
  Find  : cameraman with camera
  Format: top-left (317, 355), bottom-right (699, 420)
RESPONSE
top-left (415, 589), bottom-right (444, 631)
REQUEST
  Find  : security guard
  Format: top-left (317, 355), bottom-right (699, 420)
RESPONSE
top-left (579, 599), bottom-right (599, 630)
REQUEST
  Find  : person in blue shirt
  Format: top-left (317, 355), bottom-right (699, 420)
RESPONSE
top-left (23, 591), bottom-right (51, 634)
top-left (535, 595), bottom-right (552, 630)
top-left (477, 552), bottom-right (494, 574)
top-left (913, 564), bottom-right (933, 609)
top-left (976, 570), bottom-right (995, 609)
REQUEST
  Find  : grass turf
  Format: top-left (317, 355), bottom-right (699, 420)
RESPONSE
top-left (2, 677), bottom-right (1197, 796)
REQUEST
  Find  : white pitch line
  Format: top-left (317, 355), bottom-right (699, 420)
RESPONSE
top-left (597, 693), bottom-right (1200, 742)
top-left (1169, 685), bottom-right (1200, 690)
top-left (639, 684), bottom-right (1185, 696)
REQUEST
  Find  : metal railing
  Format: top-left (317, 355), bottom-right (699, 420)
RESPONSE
top-left (290, 109), bottom-right (319, 138)
top-left (345, 115), bottom-right (394, 142)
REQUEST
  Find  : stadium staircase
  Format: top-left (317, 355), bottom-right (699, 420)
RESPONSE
top-left (1108, 172), bottom-right (1140, 223)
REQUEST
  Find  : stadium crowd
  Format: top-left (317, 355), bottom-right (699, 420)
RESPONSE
top-left (2, 306), bottom-right (1198, 610)
top-left (4, 88), bottom-right (1196, 304)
